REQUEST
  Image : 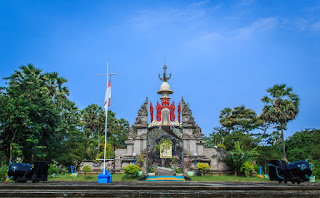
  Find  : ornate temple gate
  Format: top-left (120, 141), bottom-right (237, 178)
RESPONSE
top-left (114, 64), bottom-right (230, 176)
top-left (146, 126), bottom-right (183, 176)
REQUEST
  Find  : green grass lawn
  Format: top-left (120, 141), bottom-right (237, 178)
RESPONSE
top-left (48, 174), bottom-right (136, 182)
top-left (190, 175), bottom-right (268, 182)
top-left (48, 174), bottom-right (319, 183)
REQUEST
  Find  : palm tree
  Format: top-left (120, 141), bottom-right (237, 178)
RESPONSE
top-left (261, 84), bottom-right (299, 160)
top-left (41, 72), bottom-right (69, 105)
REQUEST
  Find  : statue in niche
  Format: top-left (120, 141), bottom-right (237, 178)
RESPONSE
top-left (161, 109), bottom-right (170, 125)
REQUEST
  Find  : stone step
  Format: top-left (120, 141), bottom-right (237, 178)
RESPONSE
top-left (156, 167), bottom-right (175, 176)
top-left (1, 182), bottom-right (319, 197)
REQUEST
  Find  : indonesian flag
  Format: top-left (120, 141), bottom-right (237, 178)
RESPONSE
top-left (104, 78), bottom-right (111, 111)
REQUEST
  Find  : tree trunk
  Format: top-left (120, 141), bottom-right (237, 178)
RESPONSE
top-left (281, 126), bottom-right (287, 161)
top-left (9, 143), bottom-right (12, 163)
top-left (234, 170), bottom-right (238, 176)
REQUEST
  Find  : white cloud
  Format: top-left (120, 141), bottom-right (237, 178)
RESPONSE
top-left (292, 18), bottom-right (320, 32)
top-left (128, 1), bottom-right (220, 32)
top-left (310, 21), bottom-right (320, 31)
top-left (236, 17), bottom-right (278, 39)
top-left (239, 0), bottom-right (255, 7)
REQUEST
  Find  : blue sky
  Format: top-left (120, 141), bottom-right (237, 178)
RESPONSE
top-left (1, 0), bottom-right (320, 138)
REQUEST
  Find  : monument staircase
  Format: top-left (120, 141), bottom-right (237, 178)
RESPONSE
top-left (156, 167), bottom-right (175, 176)
top-left (146, 167), bottom-right (185, 181)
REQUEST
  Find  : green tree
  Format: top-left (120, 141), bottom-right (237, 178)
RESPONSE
top-left (261, 84), bottom-right (300, 160)
top-left (0, 64), bottom-right (59, 162)
top-left (81, 105), bottom-right (129, 160)
top-left (286, 129), bottom-right (319, 162)
top-left (285, 129), bottom-right (320, 178)
top-left (204, 127), bottom-right (228, 148)
top-left (0, 64), bottom-right (80, 164)
top-left (219, 106), bottom-right (263, 134)
top-left (81, 104), bottom-right (105, 138)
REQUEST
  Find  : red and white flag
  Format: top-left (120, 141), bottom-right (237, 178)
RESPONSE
top-left (104, 78), bottom-right (111, 111)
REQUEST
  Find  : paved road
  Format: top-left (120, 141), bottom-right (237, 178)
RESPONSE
top-left (0, 181), bottom-right (319, 197)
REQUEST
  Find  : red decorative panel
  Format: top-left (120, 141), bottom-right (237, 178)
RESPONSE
top-left (169, 101), bottom-right (175, 122)
top-left (156, 101), bottom-right (163, 121)
top-left (161, 98), bottom-right (170, 107)
top-left (155, 98), bottom-right (176, 122)
top-left (178, 102), bottom-right (181, 123)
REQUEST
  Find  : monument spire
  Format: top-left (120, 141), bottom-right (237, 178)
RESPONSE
top-left (158, 63), bottom-right (172, 82)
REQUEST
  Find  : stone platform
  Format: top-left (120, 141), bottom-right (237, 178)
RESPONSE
top-left (0, 181), bottom-right (319, 197)
top-left (146, 176), bottom-right (185, 181)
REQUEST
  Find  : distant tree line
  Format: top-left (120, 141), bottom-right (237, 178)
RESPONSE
top-left (0, 64), bottom-right (129, 169)
top-left (204, 84), bottom-right (319, 177)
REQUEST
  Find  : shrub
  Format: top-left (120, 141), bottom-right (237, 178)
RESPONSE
top-left (148, 165), bottom-right (157, 173)
top-left (217, 143), bottom-right (226, 150)
top-left (170, 163), bottom-right (182, 173)
top-left (136, 154), bottom-right (145, 168)
top-left (311, 160), bottom-right (320, 178)
top-left (240, 161), bottom-right (255, 177)
top-left (196, 163), bottom-right (210, 176)
top-left (222, 141), bottom-right (259, 176)
top-left (184, 157), bottom-right (192, 170)
top-left (60, 166), bottom-right (68, 175)
top-left (0, 166), bottom-right (7, 181)
top-left (83, 165), bottom-right (91, 179)
top-left (254, 164), bottom-right (260, 174)
top-left (124, 165), bottom-right (140, 178)
top-left (48, 164), bottom-right (58, 176)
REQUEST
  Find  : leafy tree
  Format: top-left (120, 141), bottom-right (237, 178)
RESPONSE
top-left (0, 64), bottom-right (82, 165)
top-left (285, 129), bottom-right (317, 161)
top-left (81, 104), bottom-right (105, 138)
top-left (106, 111), bottom-right (129, 151)
top-left (55, 129), bottom-right (86, 168)
top-left (81, 104), bottom-right (129, 160)
top-left (0, 64), bottom-right (60, 162)
top-left (219, 106), bottom-right (263, 134)
top-left (284, 129), bottom-right (320, 178)
top-left (204, 127), bottom-right (228, 148)
top-left (261, 84), bottom-right (300, 160)
top-left (255, 144), bottom-right (282, 170)
top-left (266, 131), bottom-right (282, 146)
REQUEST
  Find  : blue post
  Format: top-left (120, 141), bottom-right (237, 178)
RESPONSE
top-left (134, 157), bottom-right (135, 165)
top-left (259, 166), bottom-right (262, 175)
top-left (195, 158), bottom-right (197, 176)
top-left (70, 165), bottom-right (73, 174)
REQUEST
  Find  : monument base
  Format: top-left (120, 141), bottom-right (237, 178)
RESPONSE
top-left (98, 168), bottom-right (112, 183)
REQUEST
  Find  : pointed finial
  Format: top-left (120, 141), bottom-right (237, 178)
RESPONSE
top-left (158, 61), bottom-right (172, 82)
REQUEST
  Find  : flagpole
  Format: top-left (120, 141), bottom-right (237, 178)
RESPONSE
top-left (97, 61), bottom-right (119, 183)
top-left (103, 61), bottom-right (109, 175)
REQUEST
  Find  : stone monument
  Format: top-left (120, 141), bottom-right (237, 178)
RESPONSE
top-left (114, 64), bottom-right (229, 175)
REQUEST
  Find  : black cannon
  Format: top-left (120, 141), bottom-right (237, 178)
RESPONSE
top-left (268, 160), bottom-right (313, 184)
top-left (7, 161), bottom-right (49, 183)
